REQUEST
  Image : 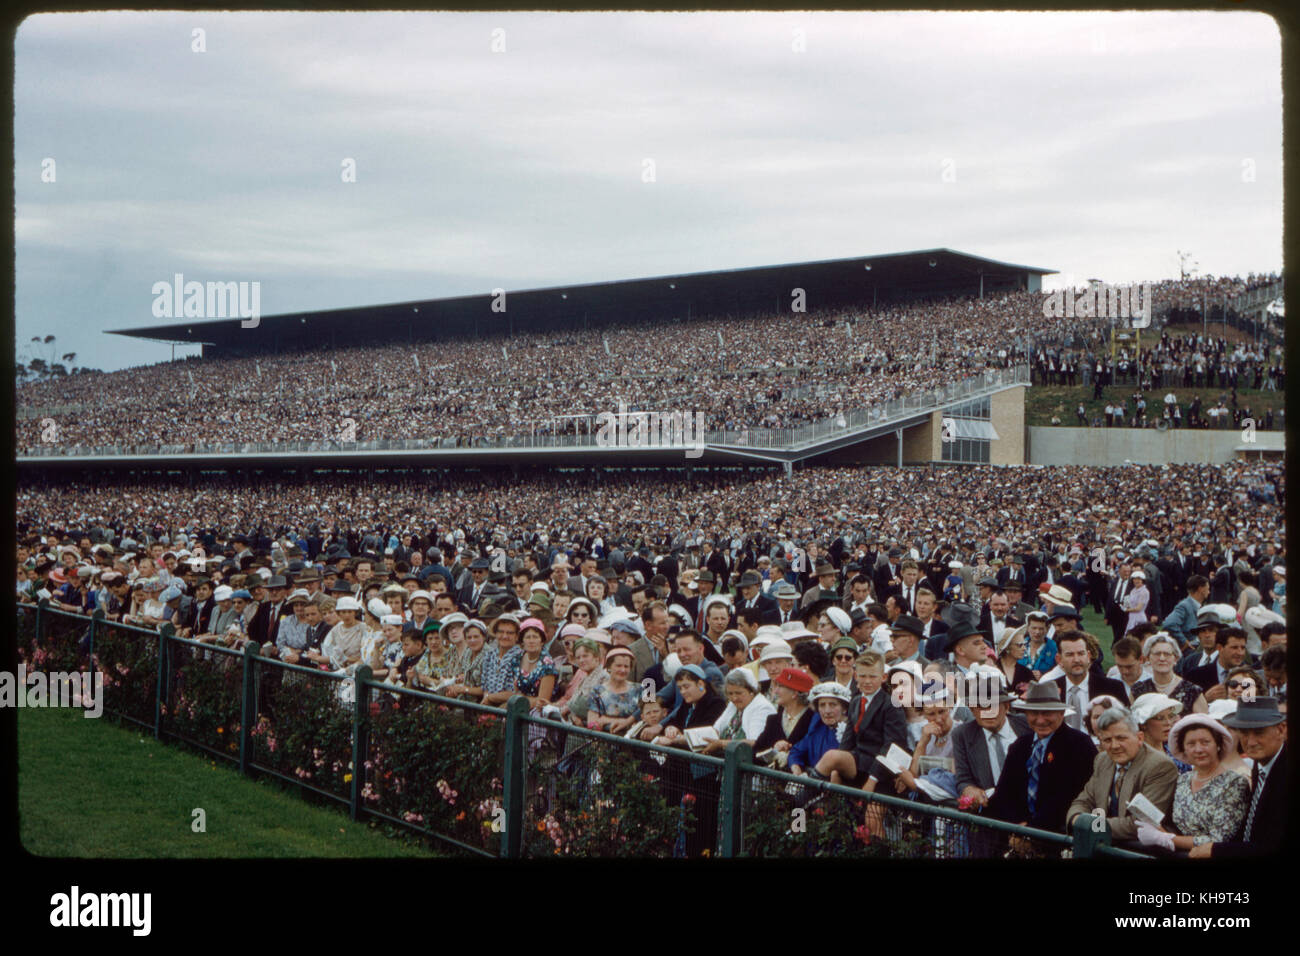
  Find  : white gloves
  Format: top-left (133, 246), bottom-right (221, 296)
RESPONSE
top-left (1136, 822), bottom-right (1175, 851)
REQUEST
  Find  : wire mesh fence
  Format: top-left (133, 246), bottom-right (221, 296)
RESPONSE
top-left (518, 718), bottom-right (710, 858)
top-left (158, 636), bottom-right (244, 762)
top-left (249, 656), bottom-right (354, 803)
top-left (94, 617), bottom-right (160, 728)
top-left (736, 765), bottom-right (1074, 859)
top-left (362, 684), bottom-right (506, 856)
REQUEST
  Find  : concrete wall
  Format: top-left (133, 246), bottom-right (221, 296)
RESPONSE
top-left (990, 386), bottom-right (1026, 465)
top-left (1028, 426), bottom-right (1285, 465)
top-left (904, 412), bottom-right (940, 462)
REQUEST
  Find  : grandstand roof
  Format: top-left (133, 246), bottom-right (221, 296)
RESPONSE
top-left (107, 248), bottom-right (1055, 353)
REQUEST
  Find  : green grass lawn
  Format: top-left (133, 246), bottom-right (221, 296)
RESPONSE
top-left (1027, 384), bottom-right (1284, 428)
top-left (19, 708), bottom-right (438, 858)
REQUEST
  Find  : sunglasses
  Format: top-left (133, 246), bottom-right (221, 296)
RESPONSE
top-left (833, 654), bottom-right (855, 662)
top-left (1226, 680), bottom-right (1255, 690)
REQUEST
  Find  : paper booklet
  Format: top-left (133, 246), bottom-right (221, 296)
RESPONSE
top-left (1126, 792), bottom-right (1166, 828)
top-left (918, 755), bottom-right (955, 774)
top-left (682, 726), bottom-right (720, 751)
top-left (877, 743), bottom-right (915, 776)
top-left (623, 720), bottom-right (646, 740)
top-left (914, 777), bottom-right (956, 802)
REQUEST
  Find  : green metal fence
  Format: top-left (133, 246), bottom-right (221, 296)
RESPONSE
top-left (17, 601), bottom-right (1150, 859)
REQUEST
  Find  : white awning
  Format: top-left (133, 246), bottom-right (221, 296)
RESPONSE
top-left (952, 418), bottom-right (1000, 441)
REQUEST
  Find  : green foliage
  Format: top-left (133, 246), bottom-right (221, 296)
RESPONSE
top-left (94, 621), bottom-right (159, 725)
top-left (523, 743), bottom-right (689, 857)
top-left (163, 645), bottom-right (243, 757)
top-left (251, 666), bottom-right (355, 799)
top-left (366, 693), bottom-right (506, 854)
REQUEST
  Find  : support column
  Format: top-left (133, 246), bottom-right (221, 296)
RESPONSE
top-left (783, 460), bottom-right (792, 477)
top-left (896, 428), bottom-right (903, 468)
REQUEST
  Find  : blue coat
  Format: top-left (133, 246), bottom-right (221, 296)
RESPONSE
top-left (1161, 596), bottom-right (1200, 647)
top-left (788, 717), bottom-right (844, 773)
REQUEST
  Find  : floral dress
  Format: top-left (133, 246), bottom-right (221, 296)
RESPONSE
top-left (516, 654), bottom-right (559, 700)
top-left (590, 681), bottom-right (643, 720)
top-left (1172, 769), bottom-right (1251, 845)
top-left (1130, 677), bottom-right (1203, 716)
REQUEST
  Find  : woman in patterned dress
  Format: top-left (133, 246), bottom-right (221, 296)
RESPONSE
top-left (1135, 714), bottom-right (1251, 853)
top-left (1129, 633), bottom-right (1207, 715)
top-left (587, 647), bottom-right (641, 734)
top-left (442, 619), bottom-right (490, 701)
top-left (515, 619), bottom-right (558, 710)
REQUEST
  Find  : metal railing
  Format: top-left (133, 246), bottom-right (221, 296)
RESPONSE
top-left (16, 365), bottom-right (1032, 459)
top-left (19, 599), bottom-right (1155, 859)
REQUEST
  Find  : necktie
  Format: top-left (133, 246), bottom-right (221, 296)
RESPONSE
top-left (1027, 737), bottom-right (1047, 817)
top-left (989, 730), bottom-right (1007, 782)
top-left (1244, 765), bottom-right (1268, 840)
top-left (1109, 764), bottom-right (1127, 817)
top-left (1068, 684), bottom-right (1084, 730)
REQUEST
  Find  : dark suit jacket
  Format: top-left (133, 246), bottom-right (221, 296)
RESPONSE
top-left (978, 608), bottom-right (1024, 641)
top-left (738, 592), bottom-right (780, 626)
top-left (838, 690), bottom-right (909, 777)
top-left (988, 725), bottom-right (1097, 833)
top-left (753, 707), bottom-right (814, 754)
top-left (918, 619), bottom-right (949, 659)
top-left (1215, 745), bottom-right (1287, 858)
top-left (1055, 674), bottom-right (1132, 707)
top-left (953, 713), bottom-right (1031, 793)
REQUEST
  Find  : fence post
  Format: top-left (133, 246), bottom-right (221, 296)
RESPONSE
top-left (87, 610), bottom-right (104, 681)
top-left (718, 741), bottom-right (752, 858)
top-left (500, 696), bottom-right (529, 859)
top-left (154, 624), bottom-right (175, 741)
top-left (35, 597), bottom-right (48, 649)
top-left (239, 642), bottom-right (261, 778)
top-left (350, 665), bottom-right (372, 822)
top-left (1072, 812), bottom-right (1110, 859)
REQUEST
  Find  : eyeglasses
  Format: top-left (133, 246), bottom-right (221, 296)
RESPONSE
top-left (833, 654), bottom-right (855, 662)
top-left (1226, 680), bottom-right (1255, 690)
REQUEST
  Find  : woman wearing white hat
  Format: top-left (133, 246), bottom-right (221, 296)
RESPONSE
top-left (1134, 713), bottom-right (1251, 854)
top-left (321, 596), bottom-right (367, 671)
top-left (699, 667), bottom-right (777, 755)
top-left (1130, 692), bottom-right (1188, 771)
top-left (1122, 570), bottom-right (1150, 633)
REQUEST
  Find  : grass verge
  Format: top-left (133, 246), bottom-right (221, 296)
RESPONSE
top-left (18, 707), bottom-right (438, 858)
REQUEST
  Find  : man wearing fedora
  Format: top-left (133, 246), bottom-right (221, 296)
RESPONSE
top-left (952, 679), bottom-right (1030, 809)
top-left (1067, 705), bottom-right (1178, 844)
top-left (771, 580), bottom-right (801, 625)
top-left (1190, 697), bottom-right (1287, 858)
top-left (988, 682), bottom-right (1096, 837)
top-left (800, 561), bottom-right (840, 610)
top-left (456, 557), bottom-right (492, 611)
top-left (737, 569), bottom-right (780, 626)
top-left (1001, 580), bottom-right (1037, 622)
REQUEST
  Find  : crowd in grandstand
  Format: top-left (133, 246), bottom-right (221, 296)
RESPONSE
top-left (17, 460), bottom-right (1286, 858)
top-left (12, 282), bottom-right (1167, 452)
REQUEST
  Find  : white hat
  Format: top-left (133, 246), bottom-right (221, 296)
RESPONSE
top-left (381, 614), bottom-right (404, 627)
top-left (1131, 570), bottom-right (1146, 580)
top-left (667, 603), bottom-right (692, 627)
top-left (948, 560), bottom-right (962, 569)
top-left (870, 624), bottom-right (893, 655)
top-left (824, 606), bottom-right (852, 635)
top-left (1130, 692), bottom-right (1183, 726)
top-left (213, 585), bottom-right (234, 602)
top-left (1206, 698), bottom-right (1238, 722)
top-left (336, 596), bottom-right (362, 612)
top-left (367, 597), bottom-right (390, 620)
top-left (409, 589), bottom-right (433, 605)
top-left (886, 659), bottom-right (924, 687)
top-left (751, 625), bottom-right (786, 647)
top-left (1243, 605), bottom-right (1285, 631)
top-left (440, 611), bottom-right (468, 628)
top-left (810, 681), bottom-right (851, 705)
top-left (529, 581), bottom-right (551, 594)
top-left (758, 640), bottom-right (794, 663)
top-left (1197, 603), bottom-right (1238, 626)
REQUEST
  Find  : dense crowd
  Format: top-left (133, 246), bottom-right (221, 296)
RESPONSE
top-left (17, 460), bottom-right (1286, 858)
top-left (22, 272), bottom-right (1272, 452)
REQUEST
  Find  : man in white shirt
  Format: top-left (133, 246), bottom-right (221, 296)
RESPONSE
top-left (952, 685), bottom-right (1030, 812)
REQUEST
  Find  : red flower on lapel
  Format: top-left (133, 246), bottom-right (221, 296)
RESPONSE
top-left (1046, 752), bottom-right (1055, 764)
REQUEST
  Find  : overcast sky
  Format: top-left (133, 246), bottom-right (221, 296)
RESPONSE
top-left (15, 10), bottom-right (1283, 373)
